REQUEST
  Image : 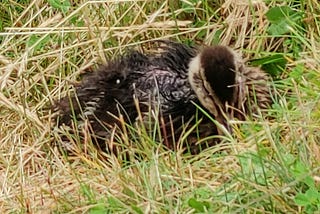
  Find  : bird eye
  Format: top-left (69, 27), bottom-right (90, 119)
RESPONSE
top-left (116, 79), bottom-right (121, 84)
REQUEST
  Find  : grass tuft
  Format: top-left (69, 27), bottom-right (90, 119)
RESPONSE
top-left (0, 0), bottom-right (320, 212)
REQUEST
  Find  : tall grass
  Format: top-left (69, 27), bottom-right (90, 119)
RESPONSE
top-left (0, 0), bottom-right (319, 213)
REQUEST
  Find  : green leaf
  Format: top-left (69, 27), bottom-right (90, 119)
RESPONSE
top-left (291, 160), bottom-right (309, 178)
top-left (265, 6), bottom-right (303, 35)
top-left (250, 54), bottom-right (286, 66)
top-left (27, 35), bottom-right (51, 52)
top-left (289, 63), bottom-right (304, 81)
top-left (188, 198), bottom-right (210, 212)
top-left (70, 15), bottom-right (85, 27)
top-left (305, 189), bottom-right (320, 204)
top-left (250, 54), bottom-right (287, 77)
top-left (303, 176), bottom-right (316, 190)
top-left (295, 188), bottom-right (320, 207)
top-left (48, 0), bottom-right (71, 13)
top-left (265, 6), bottom-right (295, 23)
top-left (295, 193), bottom-right (311, 206)
top-left (267, 20), bottom-right (292, 35)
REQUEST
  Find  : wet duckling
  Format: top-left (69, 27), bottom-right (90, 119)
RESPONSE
top-left (188, 45), bottom-right (271, 134)
top-left (54, 40), bottom-right (271, 154)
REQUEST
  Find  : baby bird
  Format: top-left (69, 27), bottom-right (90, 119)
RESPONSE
top-left (54, 40), bottom-right (271, 154)
top-left (188, 45), bottom-right (270, 134)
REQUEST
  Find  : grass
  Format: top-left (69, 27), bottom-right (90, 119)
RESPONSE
top-left (1, 0), bottom-right (320, 213)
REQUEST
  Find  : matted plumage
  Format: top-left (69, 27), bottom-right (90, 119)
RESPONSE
top-left (54, 40), bottom-right (271, 154)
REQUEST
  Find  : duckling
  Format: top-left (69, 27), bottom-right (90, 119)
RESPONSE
top-left (54, 40), bottom-right (271, 154)
top-left (188, 45), bottom-right (271, 135)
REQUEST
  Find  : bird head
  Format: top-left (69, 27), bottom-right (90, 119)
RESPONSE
top-left (188, 45), bottom-right (242, 117)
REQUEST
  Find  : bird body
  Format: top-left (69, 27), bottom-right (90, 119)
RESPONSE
top-left (55, 40), bottom-right (271, 153)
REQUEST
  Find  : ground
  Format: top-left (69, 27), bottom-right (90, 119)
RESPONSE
top-left (0, 0), bottom-right (320, 213)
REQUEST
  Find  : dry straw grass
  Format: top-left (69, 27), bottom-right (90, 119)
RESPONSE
top-left (0, 0), bottom-right (320, 213)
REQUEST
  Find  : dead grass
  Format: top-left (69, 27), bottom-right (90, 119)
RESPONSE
top-left (0, 0), bottom-right (320, 213)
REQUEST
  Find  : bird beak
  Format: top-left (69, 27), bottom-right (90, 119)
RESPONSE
top-left (214, 102), bottom-right (235, 136)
